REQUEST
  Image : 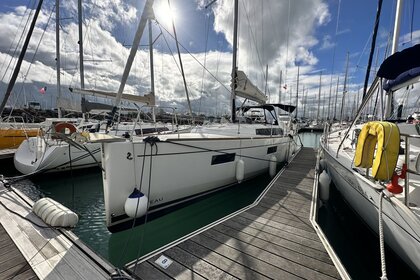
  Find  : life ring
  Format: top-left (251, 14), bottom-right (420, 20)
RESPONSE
top-left (354, 121), bottom-right (400, 180)
top-left (54, 122), bottom-right (77, 135)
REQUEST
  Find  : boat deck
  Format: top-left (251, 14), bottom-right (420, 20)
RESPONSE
top-left (0, 183), bottom-right (116, 280)
top-left (125, 147), bottom-right (345, 279)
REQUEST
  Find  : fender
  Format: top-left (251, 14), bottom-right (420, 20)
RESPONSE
top-left (354, 121), bottom-right (400, 180)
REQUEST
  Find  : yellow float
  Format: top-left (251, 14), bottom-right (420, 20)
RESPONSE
top-left (354, 121), bottom-right (400, 181)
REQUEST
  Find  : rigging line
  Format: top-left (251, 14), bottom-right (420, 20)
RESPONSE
top-left (410, 0), bottom-right (415, 42)
top-left (10, 3), bottom-right (55, 115)
top-left (133, 141), bottom-right (155, 275)
top-left (118, 143), bottom-right (147, 269)
top-left (0, 0), bottom-right (33, 78)
top-left (10, 5), bottom-right (55, 116)
top-left (198, 13), bottom-right (211, 116)
top-left (158, 23), bottom-right (231, 94)
top-left (168, 0), bottom-right (194, 124)
top-left (327, 0), bottom-right (341, 120)
top-left (0, 2), bottom-right (35, 83)
top-left (284, 0), bottom-right (291, 89)
top-left (156, 23), bottom-right (182, 75)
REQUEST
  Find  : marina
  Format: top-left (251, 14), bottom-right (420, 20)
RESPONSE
top-left (0, 0), bottom-right (419, 278)
top-left (125, 147), bottom-right (346, 279)
top-left (0, 145), bottom-right (349, 279)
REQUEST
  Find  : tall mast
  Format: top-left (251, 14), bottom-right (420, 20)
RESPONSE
top-left (278, 70), bottom-right (282, 103)
top-left (264, 64), bottom-right (269, 102)
top-left (230, 0), bottom-right (239, 122)
top-left (295, 65), bottom-right (299, 118)
top-left (0, 0), bottom-right (44, 115)
top-left (302, 85), bottom-right (306, 119)
top-left (316, 71), bottom-right (322, 121)
top-left (385, 0), bottom-right (403, 118)
top-left (340, 51), bottom-right (350, 124)
top-left (56, 0), bottom-right (62, 117)
top-left (391, 0), bottom-right (403, 54)
top-left (106, 0), bottom-right (154, 130)
top-left (149, 18), bottom-right (156, 122)
top-left (333, 76), bottom-right (340, 120)
top-left (78, 0), bottom-right (86, 118)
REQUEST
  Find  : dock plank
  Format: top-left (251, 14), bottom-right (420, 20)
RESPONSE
top-left (127, 147), bottom-right (342, 279)
top-left (0, 224), bottom-right (38, 280)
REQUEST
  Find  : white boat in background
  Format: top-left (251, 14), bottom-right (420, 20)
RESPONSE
top-left (320, 40), bottom-right (420, 276)
top-left (91, 0), bottom-right (300, 232)
top-left (13, 117), bottom-right (176, 174)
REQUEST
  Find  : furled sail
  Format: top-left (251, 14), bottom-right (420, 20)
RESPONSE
top-left (231, 70), bottom-right (267, 104)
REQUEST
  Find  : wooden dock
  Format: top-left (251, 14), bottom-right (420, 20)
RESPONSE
top-left (125, 147), bottom-right (346, 279)
top-left (0, 183), bottom-right (116, 279)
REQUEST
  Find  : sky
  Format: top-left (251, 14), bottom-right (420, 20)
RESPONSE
top-left (0, 0), bottom-right (419, 119)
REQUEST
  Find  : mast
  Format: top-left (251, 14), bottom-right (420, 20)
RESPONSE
top-left (231, 0), bottom-right (239, 122)
top-left (148, 18), bottom-right (156, 122)
top-left (333, 76), bottom-right (340, 120)
top-left (56, 0), bottom-right (62, 117)
top-left (295, 65), bottom-right (299, 118)
top-left (0, 0), bottom-right (44, 115)
top-left (302, 85), bottom-right (306, 119)
top-left (316, 71), bottom-right (322, 122)
top-left (340, 51), bottom-right (350, 124)
top-left (278, 70), bottom-right (282, 103)
top-left (264, 64), bottom-right (269, 102)
top-left (385, 0), bottom-right (403, 118)
top-left (362, 0), bottom-right (383, 100)
top-left (78, 0), bottom-right (86, 117)
top-left (106, 0), bottom-right (154, 129)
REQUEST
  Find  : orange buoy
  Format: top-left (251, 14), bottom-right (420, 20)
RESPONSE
top-left (386, 164), bottom-right (407, 194)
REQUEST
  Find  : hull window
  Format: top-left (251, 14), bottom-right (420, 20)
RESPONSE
top-left (267, 146), bottom-right (277, 154)
top-left (211, 153), bottom-right (236, 165)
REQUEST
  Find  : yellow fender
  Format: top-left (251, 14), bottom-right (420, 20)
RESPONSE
top-left (354, 121), bottom-right (400, 180)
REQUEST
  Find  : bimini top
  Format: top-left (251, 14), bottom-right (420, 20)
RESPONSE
top-left (377, 44), bottom-right (420, 91)
top-left (239, 103), bottom-right (296, 113)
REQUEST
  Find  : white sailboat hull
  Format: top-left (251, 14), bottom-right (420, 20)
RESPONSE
top-left (102, 133), bottom-right (298, 232)
top-left (321, 141), bottom-right (420, 275)
top-left (14, 137), bottom-right (101, 174)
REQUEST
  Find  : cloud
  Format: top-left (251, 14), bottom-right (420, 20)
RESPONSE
top-left (319, 35), bottom-right (336, 50)
top-left (0, 1), bottom-right (346, 117)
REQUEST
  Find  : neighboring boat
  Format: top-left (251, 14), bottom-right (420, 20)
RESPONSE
top-left (92, 0), bottom-right (300, 232)
top-left (0, 116), bottom-right (43, 149)
top-left (320, 41), bottom-right (420, 276)
top-left (13, 118), bottom-right (175, 174)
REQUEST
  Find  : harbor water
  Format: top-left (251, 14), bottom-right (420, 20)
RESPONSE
top-left (6, 132), bottom-right (418, 278)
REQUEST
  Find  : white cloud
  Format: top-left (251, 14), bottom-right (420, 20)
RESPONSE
top-left (0, 1), bottom-right (356, 118)
top-left (319, 35), bottom-right (335, 50)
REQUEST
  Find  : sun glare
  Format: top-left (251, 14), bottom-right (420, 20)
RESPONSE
top-left (155, 1), bottom-right (177, 28)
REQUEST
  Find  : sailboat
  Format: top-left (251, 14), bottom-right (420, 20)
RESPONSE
top-left (92, 0), bottom-right (300, 232)
top-left (320, 0), bottom-right (420, 274)
top-left (13, 0), bottom-right (173, 175)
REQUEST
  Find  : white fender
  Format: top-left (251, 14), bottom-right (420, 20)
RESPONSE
top-left (124, 188), bottom-right (148, 218)
top-left (319, 170), bottom-right (331, 202)
top-left (236, 159), bottom-right (245, 183)
top-left (32, 197), bottom-right (79, 227)
top-left (269, 155), bottom-right (277, 178)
